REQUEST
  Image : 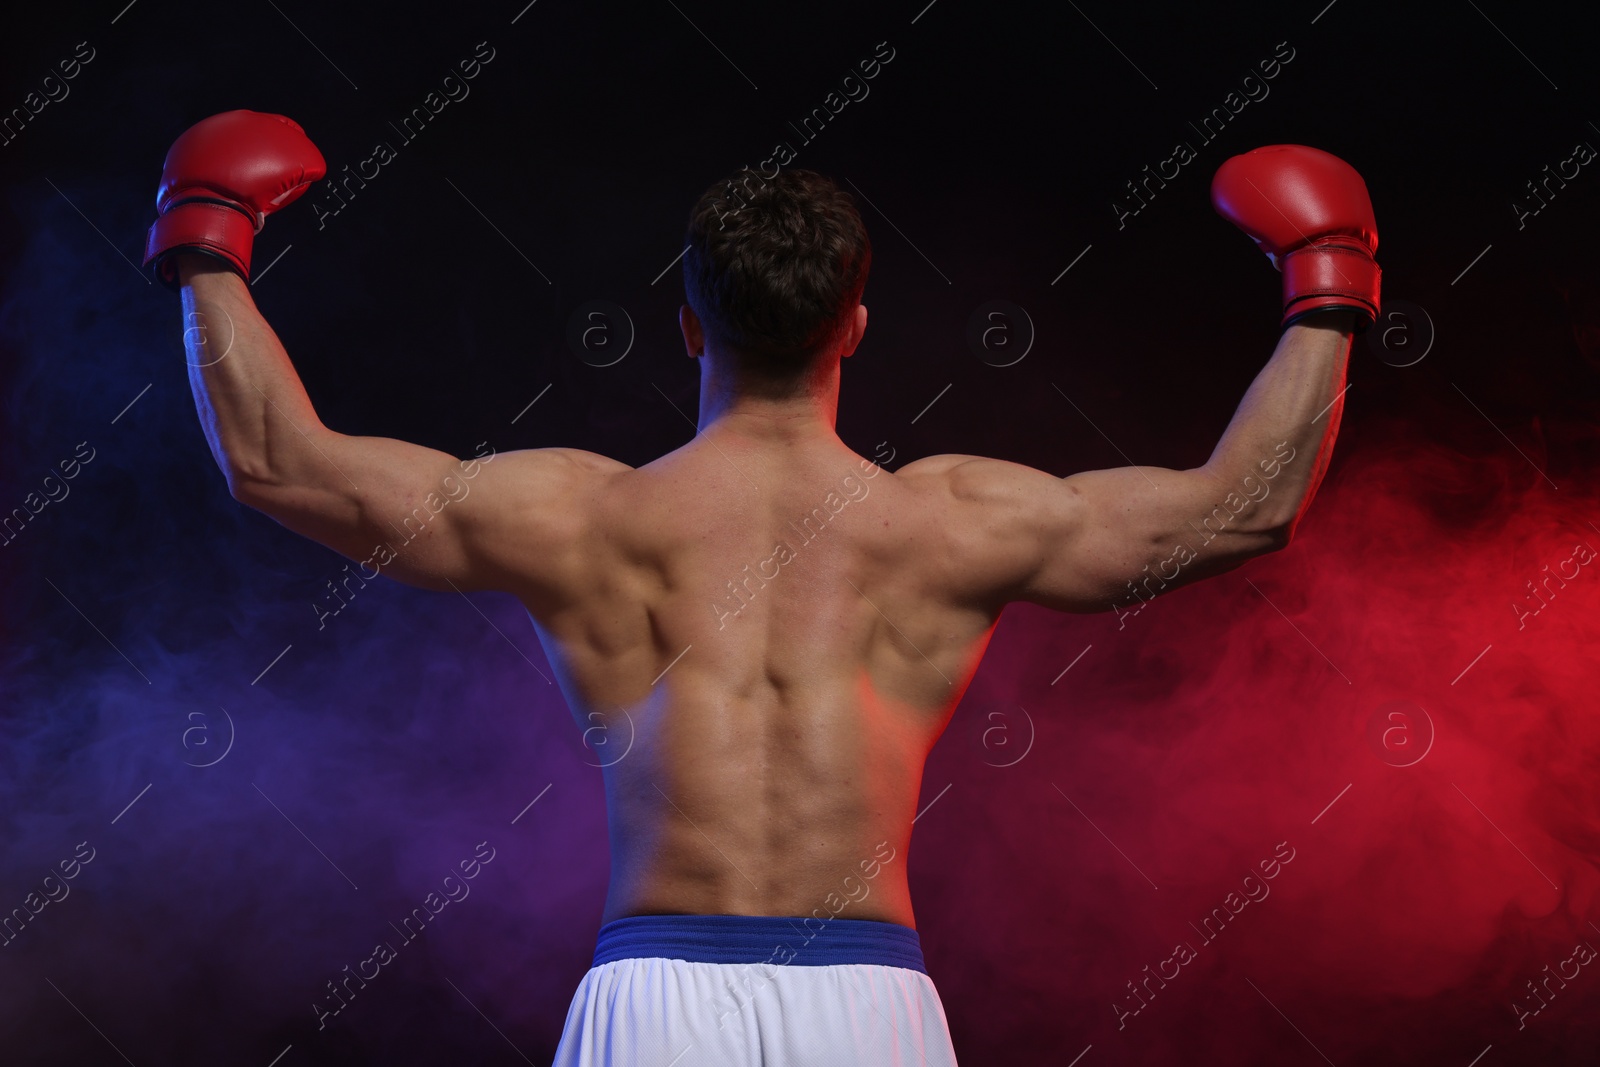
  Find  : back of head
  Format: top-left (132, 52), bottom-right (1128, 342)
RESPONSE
top-left (683, 168), bottom-right (871, 395)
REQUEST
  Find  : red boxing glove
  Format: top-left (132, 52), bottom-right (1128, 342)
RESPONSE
top-left (1211, 145), bottom-right (1380, 330)
top-left (142, 110), bottom-right (326, 287)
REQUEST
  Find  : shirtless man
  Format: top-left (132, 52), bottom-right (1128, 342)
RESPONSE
top-left (145, 112), bottom-right (1377, 1064)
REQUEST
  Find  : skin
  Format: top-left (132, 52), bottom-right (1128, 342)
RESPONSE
top-left (175, 254), bottom-right (1352, 929)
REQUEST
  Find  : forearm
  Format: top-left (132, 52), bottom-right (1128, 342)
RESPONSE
top-left (176, 255), bottom-right (336, 500)
top-left (1200, 312), bottom-right (1354, 536)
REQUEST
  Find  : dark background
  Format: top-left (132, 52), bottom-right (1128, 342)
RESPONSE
top-left (3, 1), bottom-right (1600, 1063)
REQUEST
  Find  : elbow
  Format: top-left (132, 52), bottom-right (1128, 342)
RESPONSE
top-left (1260, 522), bottom-right (1294, 553)
top-left (205, 436), bottom-right (277, 506)
top-left (223, 463), bottom-right (276, 509)
top-left (1244, 497), bottom-right (1303, 552)
top-left (227, 479), bottom-right (259, 508)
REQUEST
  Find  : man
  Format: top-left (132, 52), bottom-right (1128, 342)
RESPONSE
top-left (145, 111), bottom-right (1376, 1064)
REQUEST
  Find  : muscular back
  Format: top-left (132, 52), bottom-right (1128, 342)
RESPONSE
top-left (522, 432), bottom-right (1003, 928)
top-left (178, 269), bottom-right (1341, 931)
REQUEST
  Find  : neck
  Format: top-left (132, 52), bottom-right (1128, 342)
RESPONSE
top-left (696, 364), bottom-right (841, 439)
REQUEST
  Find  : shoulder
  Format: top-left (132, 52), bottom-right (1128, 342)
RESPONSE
top-left (885, 454), bottom-right (1087, 608)
top-left (892, 453), bottom-right (1079, 511)
top-left (449, 447), bottom-right (635, 598)
top-left (460, 447), bottom-right (632, 536)
top-left (470, 447), bottom-right (633, 500)
top-left (482, 446), bottom-right (633, 475)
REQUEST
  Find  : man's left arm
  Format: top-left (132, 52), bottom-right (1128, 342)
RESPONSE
top-left (178, 257), bottom-right (619, 593)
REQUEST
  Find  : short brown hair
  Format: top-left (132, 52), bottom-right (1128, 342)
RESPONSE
top-left (683, 167), bottom-right (871, 386)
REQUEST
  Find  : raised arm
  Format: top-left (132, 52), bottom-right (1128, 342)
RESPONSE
top-left (177, 258), bottom-right (619, 594)
top-left (145, 111), bottom-right (620, 596)
top-left (911, 145), bottom-right (1378, 619)
top-left (908, 315), bottom-right (1351, 616)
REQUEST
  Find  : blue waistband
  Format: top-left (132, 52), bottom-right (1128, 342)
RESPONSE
top-left (592, 913), bottom-right (927, 974)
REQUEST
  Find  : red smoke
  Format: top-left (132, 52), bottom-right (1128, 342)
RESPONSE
top-left (912, 411), bottom-right (1600, 1063)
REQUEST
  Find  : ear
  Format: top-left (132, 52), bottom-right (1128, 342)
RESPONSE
top-left (680, 305), bottom-right (705, 359)
top-left (840, 304), bottom-right (868, 358)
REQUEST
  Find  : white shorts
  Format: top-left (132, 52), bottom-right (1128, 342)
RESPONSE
top-left (552, 913), bottom-right (959, 1066)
